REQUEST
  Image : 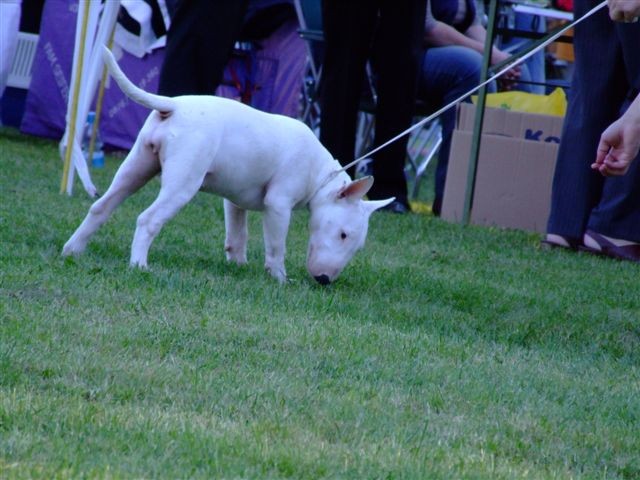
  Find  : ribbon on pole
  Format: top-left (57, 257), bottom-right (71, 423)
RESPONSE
top-left (60, 0), bottom-right (121, 197)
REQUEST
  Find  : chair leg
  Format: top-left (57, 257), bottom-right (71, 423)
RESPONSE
top-left (407, 120), bottom-right (442, 200)
top-left (355, 111), bottom-right (375, 159)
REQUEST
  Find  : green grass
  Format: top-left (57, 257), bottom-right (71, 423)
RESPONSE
top-left (1, 127), bottom-right (639, 479)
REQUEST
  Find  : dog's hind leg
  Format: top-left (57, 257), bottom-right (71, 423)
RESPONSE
top-left (129, 151), bottom-right (209, 268)
top-left (62, 139), bottom-right (160, 257)
top-left (224, 199), bottom-right (248, 265)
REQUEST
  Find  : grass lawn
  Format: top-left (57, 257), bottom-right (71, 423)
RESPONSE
top-left (1, 127), bottom-right (639, 479)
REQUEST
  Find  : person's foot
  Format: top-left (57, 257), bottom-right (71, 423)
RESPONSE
top-left (581, 230), bottom-right (640, 263)
top-left (431, 197), bottom-right (442, 217)
top-left (541, 233), bottom-right (582, 250)
top-left (379, 199), bottom-right (411, 214)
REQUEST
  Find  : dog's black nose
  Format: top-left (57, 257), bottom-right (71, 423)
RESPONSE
top-left (314, 274), bottom-right (331, 285)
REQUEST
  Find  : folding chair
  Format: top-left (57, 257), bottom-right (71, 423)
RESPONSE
top-left (293, 0), bottom-right (323, 133)
top-left (405, 112), bottom-right (442, 199)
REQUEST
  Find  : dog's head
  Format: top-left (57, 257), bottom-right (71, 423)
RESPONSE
top-left (307, 176), bottom-right (393, 285)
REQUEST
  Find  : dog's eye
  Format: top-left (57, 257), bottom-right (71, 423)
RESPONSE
top-left (340, 232), bottom-right (348, 240)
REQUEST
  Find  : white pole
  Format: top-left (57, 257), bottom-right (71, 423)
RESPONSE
top-left (60, 0), bottom-right (93, 195)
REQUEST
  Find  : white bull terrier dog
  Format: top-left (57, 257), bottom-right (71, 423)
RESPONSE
top-left (62, 47), bottom-right (394, 284)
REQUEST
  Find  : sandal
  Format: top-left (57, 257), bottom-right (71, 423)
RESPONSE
top-left (541, 233), bottom-right (582, 251)
top-left (580, 230), bottom-right (640, 263)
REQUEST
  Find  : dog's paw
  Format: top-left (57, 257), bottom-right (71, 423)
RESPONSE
top-left (265, 264), bottom-right (287, 284)
top-left (228, 256), bottom-right (248, 266)
top-left (130, 258), bottom-right (149, 270)
top-left (225, 246), bottom-right (248, 266)
top-left (61, 241), bottom-right (85, 257)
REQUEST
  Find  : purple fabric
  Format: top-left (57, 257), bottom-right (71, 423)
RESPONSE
top-left (100, 53), bottom-right (164, 150)
top-left (217, 19), bottom-right (306, 117)
top-left (263, 18), bottom-right (306, 117)
top-left (21, 3), bottom-right (305, 150)
top-left (20, 1), bottom-right (76, 142)
top-left (20, 1), bottom-right (164, 150)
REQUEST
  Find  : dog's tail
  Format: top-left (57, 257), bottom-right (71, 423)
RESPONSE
top-left (102, 46), bottom-right (176, 114)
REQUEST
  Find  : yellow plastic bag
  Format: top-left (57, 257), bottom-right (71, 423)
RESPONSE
top-left (472, 87), bottom-right (567, 117)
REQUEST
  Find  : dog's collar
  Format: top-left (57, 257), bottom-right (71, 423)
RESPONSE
top-left (305, 159), bottom-right (350, 208)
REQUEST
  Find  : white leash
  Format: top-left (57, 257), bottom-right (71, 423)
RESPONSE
top-left (334, 0), bottom-right (607, 175)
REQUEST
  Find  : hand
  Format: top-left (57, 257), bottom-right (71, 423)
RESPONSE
top-left (491, 48), bottom-right (510, 66)
top-left (608, 0), bottom-right (640, 22)
top-left (491, 49), bottom-right (521, 90)
top-left (592, 115), bottom-right (640, 176)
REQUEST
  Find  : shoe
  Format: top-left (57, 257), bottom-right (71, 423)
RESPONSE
top-left (379, 199), bottom-right (411, 214)
top-left (432, 198), bottom-right (442, 217)
top-left (580, 229), bottom-right (640, 263)
top-left (541, 233), bottom-right (582, 251)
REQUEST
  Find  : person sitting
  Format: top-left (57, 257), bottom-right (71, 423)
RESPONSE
top-left (417, 0), bottom-right (529, 215)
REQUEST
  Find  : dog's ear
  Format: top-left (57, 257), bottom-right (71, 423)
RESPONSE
top-left (337, 176), bottom-right (374, 201)
top-left (365, 197), bottom-right (395, 213)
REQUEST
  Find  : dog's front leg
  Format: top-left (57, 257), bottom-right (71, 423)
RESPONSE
top-left (262, 202), bottom-right (291, 283)
top-left (224, 199), bottom-right (248, 265)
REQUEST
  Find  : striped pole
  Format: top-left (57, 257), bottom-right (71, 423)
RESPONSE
top-left (60, 0), bottom-right (91, 194)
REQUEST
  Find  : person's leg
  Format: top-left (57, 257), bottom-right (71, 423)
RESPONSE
top-left (367, 0), bottom-right (426, 206)
top-left (546, 0), bottom-right (627, 242)
top-left (519, 15), bottom-right (546, 95)
top-left (500, 12), bottom-right (546, 94)
top-left (319, 0), bottom-right (378, 168)
top-left (417, 46), bottom-right (491, 215)
top-left (158, 0), bottom-right (249, 96)
top-left (587, 23), bottom-right (640, 243)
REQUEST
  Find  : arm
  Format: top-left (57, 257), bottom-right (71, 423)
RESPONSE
top-left (422, 1), bottom-right (519, 81)
top-left (464, 24), bottom-right (513, 66)
top-left (592, 94), bottom-right (640, 176)
top-left (425, 21), bottom-right (484, 49)
top-left (608, 0), bottom-right (640, 22)
top-left (424, 22), bottom-right (510, 66)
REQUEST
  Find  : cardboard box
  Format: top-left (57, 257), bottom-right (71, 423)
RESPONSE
top-left (441, 103), bottom-right (564, 233)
